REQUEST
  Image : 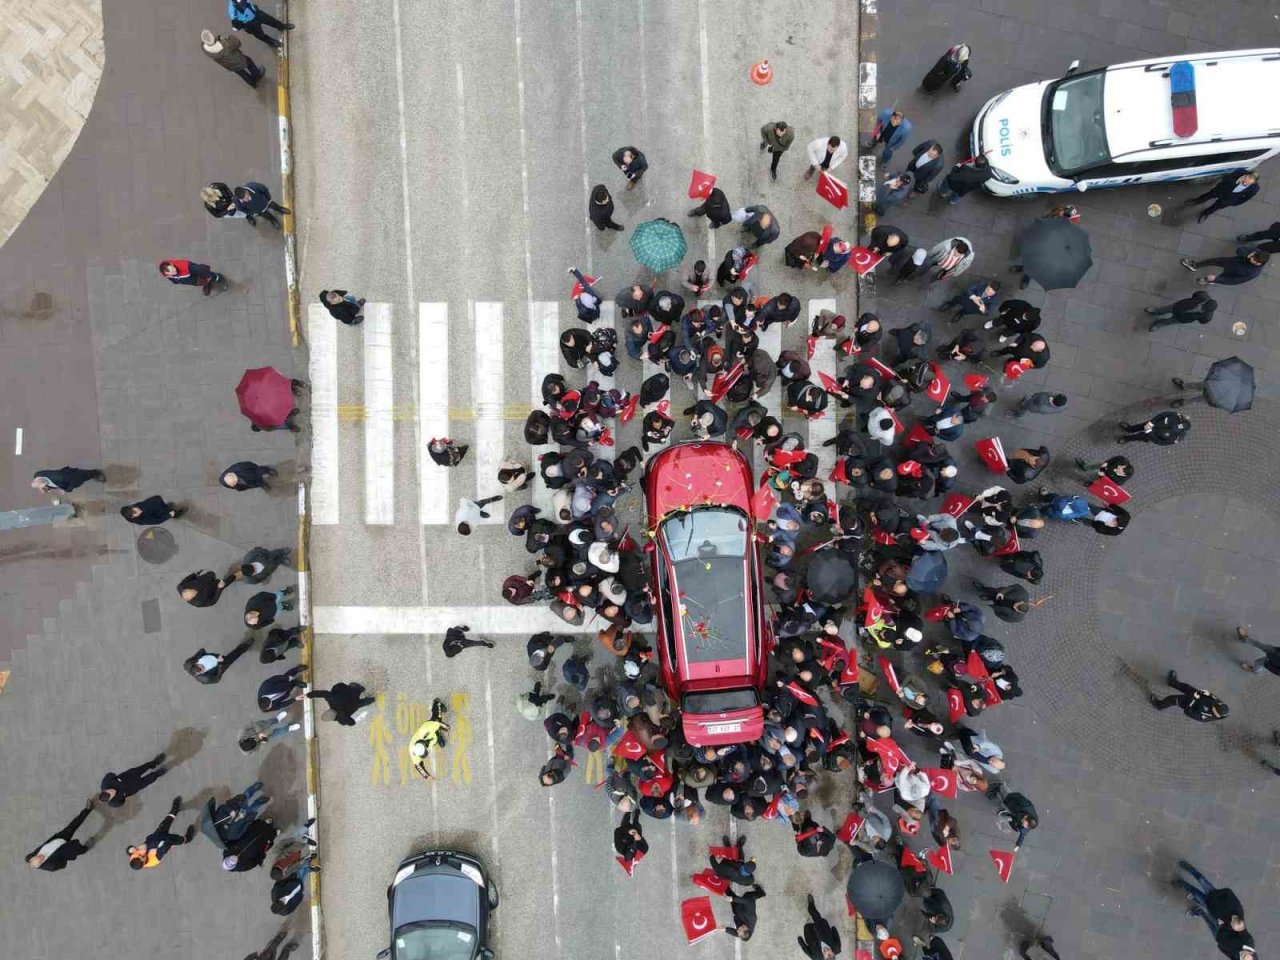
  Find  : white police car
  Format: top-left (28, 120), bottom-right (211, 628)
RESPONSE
top-left (971, 49), bottom-right (1280, 196)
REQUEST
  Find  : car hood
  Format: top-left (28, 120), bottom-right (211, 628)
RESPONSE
top-left (978, 81), bottom-right (1064, 186)
top-left (393, 872), bottom-right (481, 931)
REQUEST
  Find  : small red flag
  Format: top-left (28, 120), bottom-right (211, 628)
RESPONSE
top-left (964, 650), bottom-right (991, 681)
top-left (989, 848), bottom-right (1016, 884)
top-left (806, 335), bottom-right (818, 360)
top-left (897, 816), bottom-right (920, 836)
top-left (925, 362), bottom-right (952, 403)
top-left (616, 855), bottom-right (635, 876)
top-left (818, 370), bottom-right (844, 396)
top-left (690, 868), bottom-right (730, 897)
top-left (570, 274), bottom-right (599, 298)
top-left (940, 493), bottom-right (973, 518)
top-left (864, 737), bottom-right (910, 775)
top-left (817, 224), bottom-right (834, 255)
top-left (900, 845), bottom-right (927, 872)
top-left (837, 812), bottom-right (865, 845)
top-left (709, 359), bottom-right (746, 404)
top-left (1004, 358), bottom-right (1033, 381)
top-left (946, 687), bottom-right (966, 724)
top-left (1087, 477), bottom-right (1132, 506)
top-left (862, 587), bottom-right (885, 626)
top-left (877, 655), bottom-right (902, 695)
top-left (687, 169), bottom-right (716, 199)
top-left (838, 656), bottom-right (859, 687)
top-left (963, 372), bottom-right (989, 391)
top-left (923, 767), bottom-right (958, 799)
top-left (681, 896), bottom-right (719, 944)
top-left (751, 482), bottom-right (778, 519)
top-left (611, 729), bottom-right (647, 761)
top-left (619, 394), bottom-right (640, 424)
top-left (849, 246), bottom-right (886, 275)
top-left (816, 170), bottom-right (850, 209)
top-left (864, 356), bottom-right (895, 379)
top-left (991, 529), bottom-right (1021, 557)
top-left (926, 843), bottom-right (954, 875)
top-left (904, 422), bottom-right (932, 447)
top-left (975, 436), bottom-right (1008, 473)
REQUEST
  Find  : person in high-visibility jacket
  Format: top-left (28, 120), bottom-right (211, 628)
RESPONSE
top-left (409, 700), bottom-right (450, 781)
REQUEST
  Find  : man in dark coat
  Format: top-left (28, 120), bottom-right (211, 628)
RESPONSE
top-left (177, 568), bottom-right (237, 607)
top-left (1238, 220), bottom-right (1280, 252)
top-left (937, 155), bottom-right (992, 203)
top-left (128, 796), bottom-right (197, 870)
top-left (758, 293), bottom-right (800, 331)
top-left (1175, 859), bottom-right (1254, 959)
top-left (588, 184), bottom-right (623, 231)
top-left (233, 182), bottom-right (291, 228)
top-left (222, 817), bottom-right (278, 871)
top-left (741, 205), bottom-right (779, 248)
top-left (99, 753), bottom-right (167, 807)
top-left (1116, 411), bottom-right (1190, 446)
top-left (307, 682), bottom-right (375, 725)
top-left (185, 635), bottom-right (255, 683)
top-left (1074, 454), bottom-right (1133, 486)
top-left (319, 290), bottom-right (365, 325)
top-left (611, 146), bottom-right (648, 188)
top-left (221, 460), bottom-right (278, 491)
top-left (31, 466), bottom-right (104, 494)
top-left (792, 810), bottom-right (836, 857)
top-left (1181, 247), bottom-right (1268, 286)
top-left (724, 884), bottom-right (766, 940)
top-left (120, 495), bottom-right (183, 524)
top-left (245, 587), bottom-right (294, 627)
top-left (1238, 625), bottom-right (1280, 675)
top-left (1149, 671), bottom-right (1229, 721)
top-left (26, 800), bottom-right (96, 871)
top-left (760, 120), bottom-right (795, 179)
top-left (1183, 171), bottom-right (1259, 222)
top-left (922, 887), bottom-right (955, 932)
top-left (798, 894), bottom-right (841, 959)
top-left (688, 186), bottom-right (732, 227)
top-left (906, 140), bottom-right (945, 193)
top-left (1145, 290), bottom-right (1216, 330)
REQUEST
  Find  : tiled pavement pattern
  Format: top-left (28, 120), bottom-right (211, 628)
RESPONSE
top-left (0, 0), bottom-right (104, 249)
top-left (861, 1), bottom-right (1280, 957)
top-left (0, 2), bottom-right (306, 959)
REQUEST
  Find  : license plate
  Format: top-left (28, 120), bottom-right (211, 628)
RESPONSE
top-left (705, 722), bottom-right (742, 735)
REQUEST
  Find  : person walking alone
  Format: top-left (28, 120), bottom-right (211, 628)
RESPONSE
top-left (307, 682), bottom-right (375, 725)
top-left (185, 634), bottom-right (256, 683)
top-left (127, 796), bottom-right (197, 870)
top-left (1237, 626), bottom-right (1280, 675)
top-left (760, 120), bottom-right (794, 181)
top-left (319, 289), bottom-right (365, 325)
top-left (177, 568), bottom-right (238, 607)
top-left (227, 0), bottom-right (294, 49)
top-left (26, 800), bottom-right (97, 871)
top-left (1180, 248), bottom-right (1269, 286)
top-left (442, 624), bottom-right (494, 657)
top-left (1149, 671), bottom-right (1229, 721)
top-left (612, 146), bottom-right (648, 190)
top-left (200, 29), bottom-right (264, 87)
top-left (1145, 290), bottom-right (1216, 330)
top-left (797, 894), bottom-right (841, 959)
top-left (805, 135), bottom-right (848, 180)
top-left (159, 259), bottom-right (226, 296)
top-left (456, 494), bottom-right (503, 535)
top-left (221, 460), bottom-right (278, 491)
top-left (1175, 860), bottom-right (1254, 959)
top-left (234, 182), bottom-right (291, 228)
top-left (427, 438), bottom-right (468, 467)
top-left (1006, 392), bottom-right (1067, 419)
top-left (588, 184), bottom-right (624, 231)
top-left (1116, 411), bottom-right (1190, 446)
top-left (99, 753), bottom-right (168, 807)
top-left (866, 109), bottom-right (911, 164)
top-left (120, 495), bottom-right (184, 525)
top-left (31, 466), bottom-right (104, 494)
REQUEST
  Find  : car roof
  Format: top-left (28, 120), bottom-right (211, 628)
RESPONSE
top-left (1103, 49), bottom-right (1280, 159)
top-left (668, 555), bottom-right (750, 674)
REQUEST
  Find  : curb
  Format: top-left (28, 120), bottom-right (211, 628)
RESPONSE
top-left (277, 11), bottom-right (301, 348)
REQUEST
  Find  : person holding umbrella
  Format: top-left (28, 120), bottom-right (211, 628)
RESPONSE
top-left (238, 367), bottom-right (306, 433)
top-left (1167, 358), bottom-right (1254, 412)
top-left (630, 219), bottom-right (687, 273)
top-left (1011, 213), bottom-right (1092, 291)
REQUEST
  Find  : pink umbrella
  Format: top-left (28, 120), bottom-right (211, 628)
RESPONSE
top-left (236, 367), bottom-right (295, 428)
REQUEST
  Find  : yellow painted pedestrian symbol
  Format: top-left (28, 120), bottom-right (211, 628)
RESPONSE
top-left (450, 692), bottom-right (472, 786)
top-left (368, 694), bottom-right (395, 787)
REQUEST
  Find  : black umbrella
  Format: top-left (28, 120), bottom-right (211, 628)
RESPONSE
top-left (1018, 217), bottom-right (1093, 290)
top-left (1203, 356), bottom-right (1255, 413)
top-left (806, 551), bottom-right (857, 604)
top-left (847, 859), bottom-right (905, 922)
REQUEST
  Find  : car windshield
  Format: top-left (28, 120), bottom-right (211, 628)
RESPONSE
top-left (659, 507), bottom-right (747, 563)
top-left (683, 687), bottom-right (758, 714)
top-left (1045, 72), bottom-right (1111, 175)
top-left (393, 921), bottom-right (477, 960)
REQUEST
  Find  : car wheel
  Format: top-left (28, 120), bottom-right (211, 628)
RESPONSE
top-left (487, 882), bottom-right (500, 910)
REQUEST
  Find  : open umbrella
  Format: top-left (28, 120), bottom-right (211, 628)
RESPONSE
top-left (1202, 356), bottom-right (1254, 413)
top-left (236, 366), bottom-right (295, 428)
top-left (631, 218), bottom-right (688, 272)
top-left (847, 859), bottom-right (906, 923)
top-left (1017, 217), bottom-right (1092, 290)
top-left (806, 551), bottom-right (857, 604)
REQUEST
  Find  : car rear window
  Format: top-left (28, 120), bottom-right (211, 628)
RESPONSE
top-left (683, 687), bottom-right (758, 715)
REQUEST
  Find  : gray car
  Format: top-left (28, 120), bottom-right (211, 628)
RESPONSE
top-left (378, 850), bottom-right (498, 960)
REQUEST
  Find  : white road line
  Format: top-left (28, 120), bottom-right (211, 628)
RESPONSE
top-left (312, 605), bottom-right (654, 636)
top-left (511, 0), bottom-right (535, 307)
top-left (808, 298), bottom-right (840, 478)
top-left (307, 305), bottom-right (339, 525)
top-left (419, 303), bottom-right (450, 524)
top-left (13, 427), bottom-right (21, 457)
top-left (548, 792), bottom-right (564, 955)
top-left (474, 301), bottom-right (506, 523)
top-left (389, 0), bottom-right (415, 299)
top-left (696, 0), bottom-right (716, 265)
top-left (573, 0), bottom-right (593, 268)
top-left (529, 301), bottom-right (561, 516)
top-left (482, 662), bottom-right (501, 864)
top-left (363, 303), bottom-right (395, 525)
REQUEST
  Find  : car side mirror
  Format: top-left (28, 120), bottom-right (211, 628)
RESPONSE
top-left (1065, 59), bottom-right (1080, 76)
top-left (377, 950), bottom-right (391, 960)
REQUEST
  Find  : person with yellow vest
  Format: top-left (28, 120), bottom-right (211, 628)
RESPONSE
top-left (127, 796), bottom-right (197, 870)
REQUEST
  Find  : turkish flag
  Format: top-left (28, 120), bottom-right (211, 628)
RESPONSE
top-left (709, 359), bottom-right (747, 404)
top-left (838, 656), bottom-right (859, 687)
top-left (769, 448), bottom-right (808, 469)
top-left (570, 274), bottom-right (599, 298)
top-left (940, 493), bottom-right (974, 518)
top-left (964, 650), bottom-right (991, 681)
top-left (864, 737), bottom-right (910, 775)
top-left (963, 372), bottom-right (989, 391)
top-left (989, 849), bottom-right (1016, 884)
top-left (682, 896), bottom-right (719, 944)
top-left (838, 337), bottom-right (860, 356)
top-left (980, 678), bottom-right (1004, 707)
top-left (1004, 358), bottom-right (1032, 381)
top-left (612, 729), bottom-right (647, 762)
top-left (923, 767), bottom-right (958, 799)
top-left (830, 459), bottom-right (850, 484)
top-left (897, 816), bottom-right (920, 836)
top-left (925, 363), bottom-right (952, 403)
top-left (816, 170), bottom-right (850, 209)
top-left (751, 482), bottom-right (778, 519)
top-left (837, 812), bottom-right (865, 845)
top-left (691, 868), bottom-right (731, 897)
top-left (991, 529), bottom-right (1021, 557)
top-left (926, 844), bottom-right (954, 875)
top-left (863, 356), bottom-right (896, 380)
top-left (817, 224), bottom-right (834, 254)
top-left (924, 604), bottom-right (951, 622)
top-left (688, 169), bottom-right (717, 199)
top-left (849, 246), bottom-right (886, 275)
top-left (1087, 477), bottom-right (1132, 506)
top-left (806, 335), bottom-right (818, 360)
top-left (863, 587), bottom-right (885, 626)
top-left (975, 436), bottom-right (1008, 473)
top-left (708, 843), bottom-right (740, 862)
top-left (619, 394), bottom-right (640, 424)
top-left (877, 655), bottom-right (902, 695)
top-left (905, 422), bottom-right (933, 447)
top-left (818, 370), bottom-right (845, 396)
top-left (900, 845), bottom-right (926, 872)
top-left (616, 855), bottom-right (635, 876)
top-left (946, 687), bottom-right (966, 724)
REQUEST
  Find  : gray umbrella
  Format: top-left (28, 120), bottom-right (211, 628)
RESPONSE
top-left (847, 859), bottom-right (906, 923)
top-left (1203, 356), bottom-right (1254, 413)
top-left (1018, 217), bottom-right (1093, 290)
top-left (806, 551), bottom-right (857, 604)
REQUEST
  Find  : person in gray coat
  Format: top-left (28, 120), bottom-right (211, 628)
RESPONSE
top-left (906, 140), bottom-right (945, 193)
top-left (1006, 392), bottom-right (1067, 418)
top-left (200, 29), bottom-right (264, 87)
top-left (875, 171), bottom-right (915, 215)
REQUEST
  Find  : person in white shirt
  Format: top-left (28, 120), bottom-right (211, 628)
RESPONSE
top-left (455, 494), bottom-right (503, 535)
top-left (804, 136), bottom-right (848, 179)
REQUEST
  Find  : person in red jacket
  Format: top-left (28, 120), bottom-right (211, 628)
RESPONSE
top-left (158, 259), bottom-right (226, 295)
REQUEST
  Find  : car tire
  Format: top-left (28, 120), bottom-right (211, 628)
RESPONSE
top-left (487, 882), bottom-right (500, 910)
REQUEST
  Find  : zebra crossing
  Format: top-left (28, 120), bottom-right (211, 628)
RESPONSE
top-left (307, 296), bottom-right (848, 527)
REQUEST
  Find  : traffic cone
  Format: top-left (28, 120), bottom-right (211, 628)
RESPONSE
top-left (750, 60), bottom-right (773, 85)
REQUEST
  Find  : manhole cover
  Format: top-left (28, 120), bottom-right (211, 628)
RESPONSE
top-left (137, 527), bottom-right (177, 564)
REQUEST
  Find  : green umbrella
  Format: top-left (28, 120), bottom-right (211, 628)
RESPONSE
top-left (630, 218), bottom-right (688, 272)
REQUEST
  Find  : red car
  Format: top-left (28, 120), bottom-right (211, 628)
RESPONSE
top-left (644, 441), bottom-right (772, 747)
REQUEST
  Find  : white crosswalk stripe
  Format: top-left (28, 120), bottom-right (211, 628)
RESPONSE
top-left (529, 300), bottom-right (560, 516)
top-left (419, 302), bottom-right (450, 524)
top-left (473, 302), bottom-right (506, 524)
top-left (363, 302), bottom-right (395, 525)
top-left (307, 304), bottom-right (340, 525)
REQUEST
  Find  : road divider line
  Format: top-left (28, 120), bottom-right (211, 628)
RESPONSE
top-left (755, 321), bottom-right (783, 478)
top-left (529, 301), bottom-right (560, 516)
top-left (808, 298), bottom-right (840, 480)
top-left (313, 605), bottom-right (654, 636)
top-left (419, 303), bottom-right (450, 524)
top-left (474, 301), bottom-right (506, 523)
top-left (308, 304), bottom-right (339, 525)
top-left (363, 302), bottom-right (395, 525)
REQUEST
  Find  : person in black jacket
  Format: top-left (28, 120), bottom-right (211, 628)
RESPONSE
top-left (1089, 504), bottom-right (1129, 537)
top-left (906, 140), bottom-right (945, 193)
top-left (1005, 446), bottom-right (1049, 485)
top-left (611, 146), bottom-right (648, 189)
top-left (1074, 454), bottom-right (1133, 486)
top-left (798, 894), bottom-right (841, 958)
top-left (588, 183), bottom-right (623, 231)
top-left (120, 495), bottom-right (184, 525)
top-left (245, 587), bottom-right (295, 627)
top-left (688, 186), bottom-right (732, 227)
top-left (1116, 411), bottom-right (1190, 446)
top-left (307, 682), bottom-right (375, 725)
top-left (128, 796), bottom-right (197, 870)
top-left (724, 884), bottom-right (766, 940)
top-left (1145, 290), bottom-right (1216, 330)
top-left (613, 810), bottom-right (649, 871)
top-left (937, 155), bottom-right (992, 204)
top-left (258, 665), bottom-right (307, 712)
top-left (1182, 171), bottom-right (1259, 223)
top-left (1149, 671), bottom-right (1229, 721)
top-left (221, 460), bottom-right (278, 491)
top-left (222, 817), bottom-right (278, 872)
top-left (26, 800), bottom-right (97, 871)
top-left (319, 289), bottom-right (365, 325)
top-left (185, 635), bottom-right (255, 683)
top-left (31, 466), bottom-right (104, 494)
top-left (1238, 220), bottom-right (1280, 252)
top-left (1175, 860), bottom-right (1254, 959)
top-left (261, 624), bottom-right (304, 663)
top-left (1181, 247), bottom-right (1269, 286)
top-left (99, 753), bottom-right (167, 806)
top-left (177, 568), bottom-right (238, 607)
top-left (233, 181), bottom-right (291, 227)
top-left (921, 886), bottom-right (954, 932)
top-left (1238, 625), bottom-right (1280, 676)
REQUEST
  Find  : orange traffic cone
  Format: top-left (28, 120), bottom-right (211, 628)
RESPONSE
top-left (750, 60), bottom-right (773, 85)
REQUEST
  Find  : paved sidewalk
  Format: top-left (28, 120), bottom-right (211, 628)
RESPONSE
top-left (862, 2), bottom-right (1280, 958)
top-left (0, 3), bottom-right (306, 959)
